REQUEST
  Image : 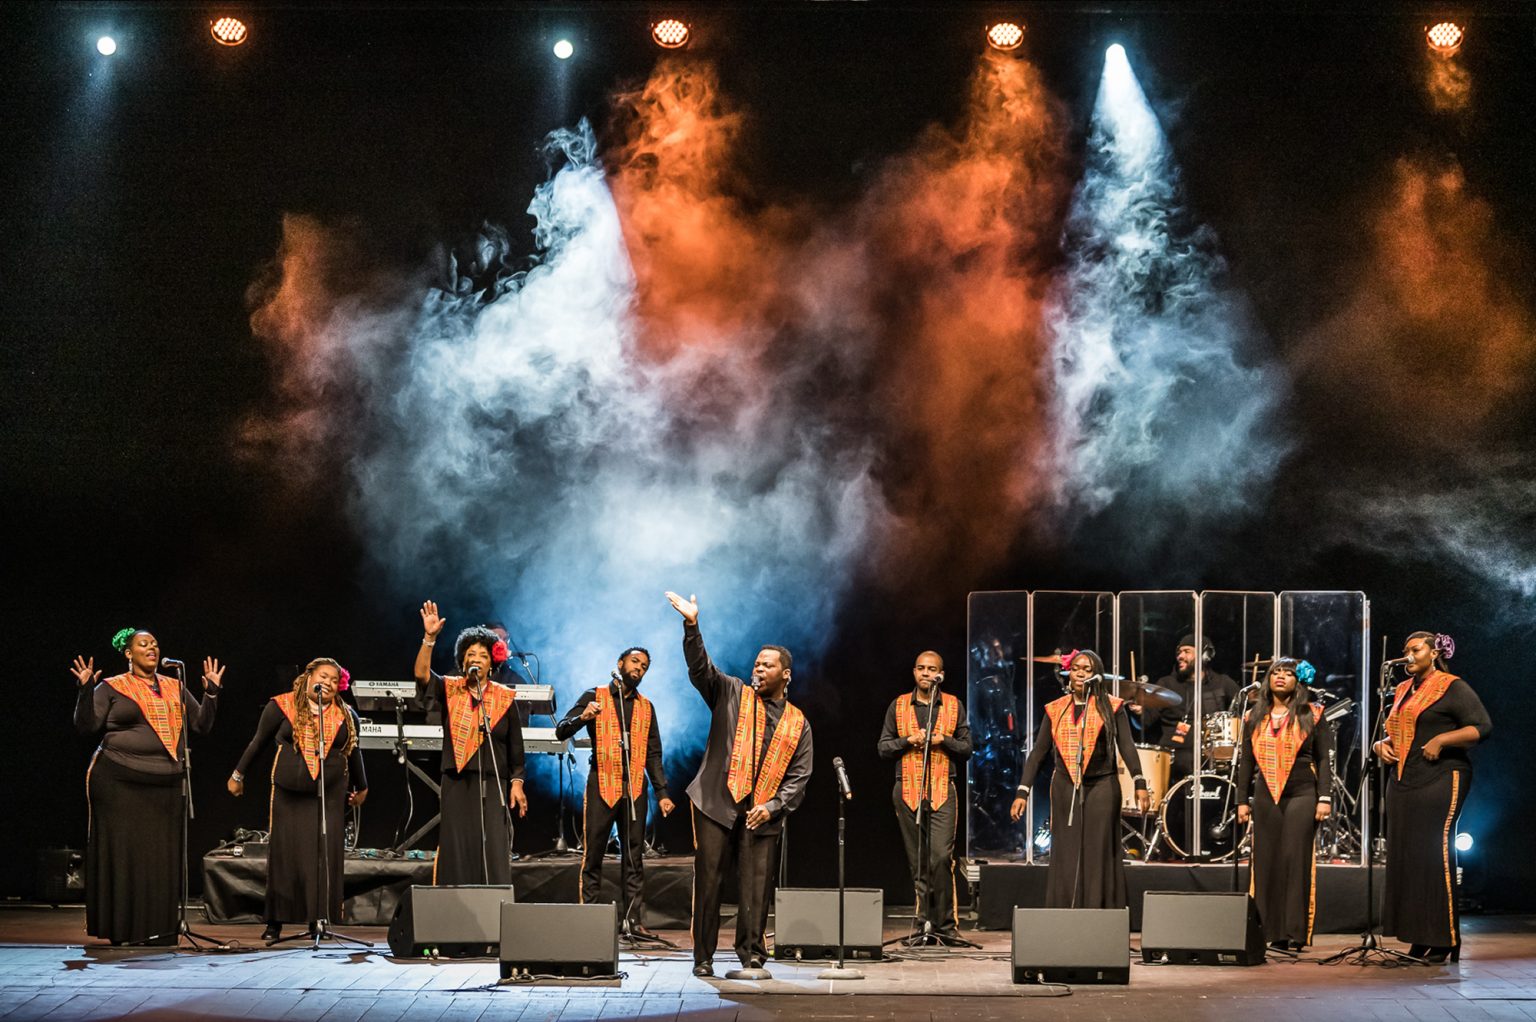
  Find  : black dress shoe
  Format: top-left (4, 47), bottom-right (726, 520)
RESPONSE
top-left (628, 924), bottom-right (660, 941)
top-left (692, 963), bottom-right (714, 978)
top-left (1422, 945), bottom-right (1459, 964)
top-left (1407, 944), bottom-right (1429, 958)
top-left (261, 923), bottom-right (281, 942)
top-left (747, 957), bottom-right (766, 970)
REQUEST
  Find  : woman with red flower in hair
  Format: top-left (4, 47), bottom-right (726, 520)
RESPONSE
top-left (229, 658), bottom-right (367, 943)
top-left (414, 601), bottom-right (527, 884)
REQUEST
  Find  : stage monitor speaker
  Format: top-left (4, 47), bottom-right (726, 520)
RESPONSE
top-left (387, 884), bottom-right (515, 957)
top-left (1140, 891), bottom-right (1265, 966)
top-left (772, 887), bottom-right (884, 961)
top-left (499, 902), bottom-right (619, 979)
top-left (1011, 907), bottom-right (1129, 984)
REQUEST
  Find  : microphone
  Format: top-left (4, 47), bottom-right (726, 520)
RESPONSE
top-left (832, 756), bottom-right (853, 800)
top-left (1384, 656), bottom-right (1411, 666)
top-left (161, 658), bottom-right (184, 668)
top-left (467, 664), bottom-right (482, 677)
top-left (932, 672), bottom-right (944, 685)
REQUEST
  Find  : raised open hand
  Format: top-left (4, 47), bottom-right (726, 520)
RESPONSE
top-left (203, 657), bottom-right (226, 691)
top-left (421, 600), bottom-right (446, 638)
top-left (72, 655), bottom-right (100, 688)
top-left (664, 591), bottom-right (699, 625)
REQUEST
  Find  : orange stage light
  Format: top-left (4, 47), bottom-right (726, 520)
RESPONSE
top-left (651, 19), bottom-right (690, 50)
top-left (986, 21), bottom-right (1025, 53)
top-left (1426, 21), bottom-right (1464, 56)
top-left (210, 17), bottom-right (249, 47)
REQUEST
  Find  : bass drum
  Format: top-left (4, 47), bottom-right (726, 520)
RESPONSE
top-left (1158, 774), bottom-right (1240, 862)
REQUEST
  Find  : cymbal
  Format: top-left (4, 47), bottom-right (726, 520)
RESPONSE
top-left (1027, 655), bottom-right (1067, 664)
top-left (1122, 678), bottom-right (1184, 710)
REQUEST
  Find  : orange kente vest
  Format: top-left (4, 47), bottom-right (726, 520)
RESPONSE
top-left (726, 685), bottom-right (806, 805)
top-left (273, 692), bottom-right (347, 780)
top-left (105, 673), bottom-right (182, 760)
top-left (443, 676), bottom-right (516, 772)
top-left (1250, 703), bottom-right (1324, 802)
top-left (896, 692), bottom-right (960, 810)
top-left (1385, 670), bottom-right (1457, 780)
top-left (593, 685), bottom-right (654, 807)
top-left (1044, 694), bottom-right (1124, 786)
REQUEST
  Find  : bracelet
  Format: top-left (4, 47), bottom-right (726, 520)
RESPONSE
top-left (422, 638), bottom-right (436, 646)
top-left (231, 771), bottom-right (244, 782)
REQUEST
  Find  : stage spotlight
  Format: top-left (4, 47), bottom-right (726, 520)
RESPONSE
top-left (986, 21), bottom-right (1025, 52)
top-left (96, 36), bottom-right (117, 56)
top-left (1426, 21), bottom-right (1464, 55)
top-left (209, 17), bottom-right (249, 47)
top-left (1455, 832), bottom-right (1473, 852)
top-left (651, 18), bottom-right (690, 50)
top-left (1033, 826), bottom-right (1051, 855)
top-left (553, 38), bottom-right (574, 60)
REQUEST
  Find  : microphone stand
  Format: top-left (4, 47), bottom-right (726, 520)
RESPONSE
top-left (270, 689), bottom-right (370, 950)
top-left (818, 763), bottom-right (862, 980)
top-left (123, 661), bottom-right (225, 950)
top-left (476, 672), bottom-right (513, 886)
top-left (1228, 682), bottom-right (1257, 894)
top-left (1321, 658), bottom-right (1421, 966)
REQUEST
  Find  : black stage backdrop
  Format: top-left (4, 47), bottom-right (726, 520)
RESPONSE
top-left (3, 4), bottom-right (1534, 912)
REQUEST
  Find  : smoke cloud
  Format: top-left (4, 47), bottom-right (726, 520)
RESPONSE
top-left (1043, 47), bottom-right (1286, 551)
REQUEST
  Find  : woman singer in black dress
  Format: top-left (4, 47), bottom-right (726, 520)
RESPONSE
top-left (1234, 657), bottom-right (1332, 951)
top-left (1010, 650), bottom-right (1148, 908)
top-left (1375, 631), bottom-right (1491, 963)
top-left (72, 628), bottom-right (224, 945)
top-left (415, 600), bottom-right (527, 883)
top-left (229, 658), bottom-right (368, 942)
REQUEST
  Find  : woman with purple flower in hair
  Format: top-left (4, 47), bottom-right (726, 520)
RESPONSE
top-left (1374, 631), bottom-right (1491, 963)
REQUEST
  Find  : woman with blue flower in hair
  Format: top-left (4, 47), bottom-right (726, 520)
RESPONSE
top-left (1234, 656), bottom-right (1332, 951)
top-left (72, 628), bottom-right (224, 945)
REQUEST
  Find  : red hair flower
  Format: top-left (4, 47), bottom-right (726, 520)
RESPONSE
top-left (337, 667), bottom-right (351, 692)
top-left (1059, 648), bottom-right (1081, 672)
top-left (491, 641), bottom-right (510, 665)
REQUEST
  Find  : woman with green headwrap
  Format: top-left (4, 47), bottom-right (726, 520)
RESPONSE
top-left (72, 628), bottom-right (224, 946)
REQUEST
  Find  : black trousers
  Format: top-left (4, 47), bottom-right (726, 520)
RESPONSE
top-left (580, 771), bottom-right (647, 923)
top-left (893, 782), bottom-right (959, 934)
top-left (1383, 769), bottom-right (1469, 948)
top-left (691, 805), bottom-right (780, 968)
top-left (1248, 785), bottom-right (1319, 946)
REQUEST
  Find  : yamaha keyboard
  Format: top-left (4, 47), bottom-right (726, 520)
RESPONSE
top-left (352, 679), bottom-right (556, 715)
top-left (356, 719), bottom-right (585, 755)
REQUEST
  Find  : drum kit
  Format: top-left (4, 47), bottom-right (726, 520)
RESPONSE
top-left (1104, 658), bottom-right (1357, 863)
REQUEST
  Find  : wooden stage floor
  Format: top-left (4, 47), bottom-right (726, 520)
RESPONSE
top-left (1, 907), bottom-right (1533, 1021)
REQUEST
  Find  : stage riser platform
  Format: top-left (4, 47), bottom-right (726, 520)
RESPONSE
top-left (202, 850), bottom-right (696, 928)
top-left (977, 863), bottom-right (1377, 932)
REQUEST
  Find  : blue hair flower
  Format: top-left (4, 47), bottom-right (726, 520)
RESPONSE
top-left (1295, 660), bottom-right (1316, 684)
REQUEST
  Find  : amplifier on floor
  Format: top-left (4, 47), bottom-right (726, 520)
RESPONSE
top-left (1140, 891), bottom-right (1265, 966)
top-left (387, 884), bottom-right (515, 957)
top-left (500, 902), bottom-right (619, 979)
top-left (772, 887), bottom-right (884, 961)
top-left (1011, 907), bottom-right (1129, 984)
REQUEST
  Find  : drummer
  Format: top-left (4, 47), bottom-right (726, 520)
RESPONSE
top-left (1135, 636), bottom-right (1240, 781)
